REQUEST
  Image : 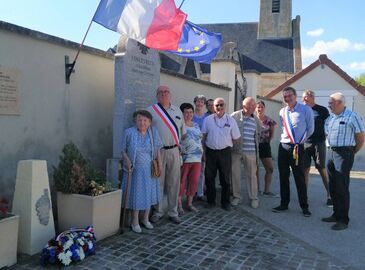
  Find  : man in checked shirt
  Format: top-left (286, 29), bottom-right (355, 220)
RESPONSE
top-left (322, 92), bottom-right (365, 230)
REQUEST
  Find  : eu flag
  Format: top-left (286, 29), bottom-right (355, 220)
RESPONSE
top-left (167, 21), bottom-right (222, 64)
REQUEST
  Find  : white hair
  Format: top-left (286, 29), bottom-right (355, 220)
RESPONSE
top-left (330, 92), bottom-right (346, 105)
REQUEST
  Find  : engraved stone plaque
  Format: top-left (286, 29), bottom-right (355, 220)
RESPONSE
top-left (0, 66), bottom-right (20, 115)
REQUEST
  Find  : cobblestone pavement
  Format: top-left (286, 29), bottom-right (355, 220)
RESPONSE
top-left (11, 201), bottom-right (356, 270)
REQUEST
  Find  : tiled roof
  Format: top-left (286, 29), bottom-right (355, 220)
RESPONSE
top-left (264, 54), bottom-right (365, 98)
top-left (202, 22), bottom-right (294, 73)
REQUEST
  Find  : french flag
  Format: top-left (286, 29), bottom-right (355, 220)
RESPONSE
top-left (93, 0), bottom-right (187, 51)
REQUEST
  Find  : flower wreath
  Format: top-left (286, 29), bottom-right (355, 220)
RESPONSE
top-left (40, 226), bottom-right (96, 266)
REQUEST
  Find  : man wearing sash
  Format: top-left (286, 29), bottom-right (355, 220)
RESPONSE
top-left (272, 87), bottom-right (314, 217)
top-left (147, 85), bottom-right (186, 224)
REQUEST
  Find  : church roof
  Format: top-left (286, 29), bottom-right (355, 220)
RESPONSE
top-left (202, 22), bottom-right (294, 73)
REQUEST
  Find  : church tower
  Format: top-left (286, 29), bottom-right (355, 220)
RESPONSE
top-left (258, 0), bottom-right (292, 39)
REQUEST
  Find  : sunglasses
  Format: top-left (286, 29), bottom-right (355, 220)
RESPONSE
top-left (215, 103), bottom-right (225, 108)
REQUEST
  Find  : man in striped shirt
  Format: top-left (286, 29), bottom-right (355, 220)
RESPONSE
top-left (231, 97), bottom-right (261, 208)
top-left (322, 92), bottom-right (365, 230)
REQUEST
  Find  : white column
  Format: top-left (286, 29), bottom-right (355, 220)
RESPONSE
top-left (12, 160), bottom-right (55, 255)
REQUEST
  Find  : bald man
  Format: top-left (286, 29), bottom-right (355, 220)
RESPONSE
top-left (231, 97), bottom-right (261, 208)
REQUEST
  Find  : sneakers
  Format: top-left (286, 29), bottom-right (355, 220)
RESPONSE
top-left (302, 209), bottom-right (311, 217)
top-left (321, 215), bottom-right (337, 223)
top-left (231, 197), bottom-right (240, 206)
top-left (169, 216), bottom-right (182, 224)
top-left (141, 220), bottom-right (154, 229)
top-left (331, 222), bottom-right (348, 231)
top-left (131, 224), bottom-right (142, 233)
top-left (251, 199), bottom-right (259, 209)
top-left (272, 205), bottom-right (288, 213)
top-left (326, 198), bottom-right (333, 207)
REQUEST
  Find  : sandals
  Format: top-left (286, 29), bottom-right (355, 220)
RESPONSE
top-left (187, 205), bottom-right (198, 213)
top-left (178, 207), bottom-right (185, 216)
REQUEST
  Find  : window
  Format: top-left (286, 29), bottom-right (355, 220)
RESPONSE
top-left (272, 0), bottom-right (280, 13)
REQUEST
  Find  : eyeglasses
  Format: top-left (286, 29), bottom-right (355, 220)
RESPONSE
top-left (157, 90), bottom-right (170, 95)
top-left (328, 100), bottom-right (340, 105)
top-left (283, 94), bottom-right (294, 98)
top-left (214, 103), bottom-right (225, 108)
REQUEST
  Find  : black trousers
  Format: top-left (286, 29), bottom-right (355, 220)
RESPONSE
top-left (278, 143), bottom-right (308, 209)
top-left (327, 147), bottom-right (355, 224)
top-left (205, 147), bottom-right (231, 206)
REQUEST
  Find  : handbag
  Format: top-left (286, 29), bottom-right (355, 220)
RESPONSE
top-left (149, 127), bottom-right (161, 178)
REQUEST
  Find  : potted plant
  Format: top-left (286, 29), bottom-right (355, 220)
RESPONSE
top-left (54, 142), bottom-right (121, 241)
top-left (0, 197), bottom-right (20, 268)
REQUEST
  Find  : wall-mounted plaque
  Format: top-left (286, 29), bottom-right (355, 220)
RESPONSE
top-left (0, 66), bottom-right (20, 115)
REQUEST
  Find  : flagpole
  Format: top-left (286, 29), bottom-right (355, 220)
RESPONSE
top-left (178, 0), bottom-right (186, 9)
top-left (65, 17), bottom-right (94, 84)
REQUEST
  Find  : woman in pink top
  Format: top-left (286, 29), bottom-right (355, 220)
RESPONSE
top-left (256, 101), bottom-right (277, 196)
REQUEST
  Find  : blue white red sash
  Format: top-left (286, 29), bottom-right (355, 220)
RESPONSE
top-left (281, 107), bottom-right (307, 165)
top-left (152, 103), bottom-right (180, 146)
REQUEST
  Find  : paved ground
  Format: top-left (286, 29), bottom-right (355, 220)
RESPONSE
top-left (10, 166), bottom-right (360, 270)
top-left (242, 166), bottom-right (365, 270)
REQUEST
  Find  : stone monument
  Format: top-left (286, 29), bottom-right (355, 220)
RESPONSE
top-left (108, 37), bottom-right (160, 186)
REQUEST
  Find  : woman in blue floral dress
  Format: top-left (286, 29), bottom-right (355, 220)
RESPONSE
top-left (121, 110), bottom-right (162, 233)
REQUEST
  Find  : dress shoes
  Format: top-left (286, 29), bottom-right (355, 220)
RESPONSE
top-left (321, 215), bottom-right (337, 223)
top-left (169, 216), bottom-right (181, 224)
top-left (221, 204), bottom-right (231, 211)
top-left (302, 209), bottom-right (311, 217)
top-left (272, 205), bottom-right (288, 213)
top-left (331, 222), bottom-right (348, 231)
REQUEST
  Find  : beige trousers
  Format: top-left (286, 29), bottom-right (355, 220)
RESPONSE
top-left (231, 152), bottom-right (258, 200)
top-left (155, 147), bottom-right (181, 218)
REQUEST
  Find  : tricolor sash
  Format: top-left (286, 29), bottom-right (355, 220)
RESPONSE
top-left (281, 107), bottom-right (307, 165)
top-left (152, 103), bottom-right (180, 146)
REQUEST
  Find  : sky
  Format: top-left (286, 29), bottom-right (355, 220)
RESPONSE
top-left (0, 0), bottom-right (364, 78)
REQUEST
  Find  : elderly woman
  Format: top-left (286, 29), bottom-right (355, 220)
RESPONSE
top-left (255, 101), bottom-right (277, 196)
top-left (121, 110), bottom-right (162, 233)
top-left (178, 103), bottom-right (203, 214)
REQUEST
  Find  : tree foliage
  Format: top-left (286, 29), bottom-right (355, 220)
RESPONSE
top-left (355, 73), bottom-right (365, 87)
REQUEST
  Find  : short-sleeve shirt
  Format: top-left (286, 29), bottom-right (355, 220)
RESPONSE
top-left (258, 116), bottom-right (276, 144)
top-left (192, 113), bottom-right (207, 130)
top-left (147, 104), bottom-right (186, 147)
top-left (202, 113), bottom-right (241, 150)
top-left (180, 123), bottom-right (203, 163)
top-left (307, 104), bottom-right (329, 144)
top-left (325, 107), bottom-right (365, 147)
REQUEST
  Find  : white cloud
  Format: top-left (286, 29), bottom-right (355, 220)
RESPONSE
top-left (302, 38), bottom-right (365, 63)
top-left (353, 43), bottom-right (365, 51)
top-left (306, 28), bottom-right (324, 37)
top-left (349, 62), bottom-right (365, 71)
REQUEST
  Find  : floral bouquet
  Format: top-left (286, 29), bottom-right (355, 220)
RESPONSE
top-left (40, 226), bottom-right (96, 266)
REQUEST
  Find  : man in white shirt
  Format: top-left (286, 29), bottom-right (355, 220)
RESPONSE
top-left (202, 98), bottom-right (240, 210)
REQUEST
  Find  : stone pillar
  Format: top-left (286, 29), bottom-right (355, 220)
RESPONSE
top-left (111, 38), bottom-right (160, 185)
top-left (12, 160), bottom-right (55, 255)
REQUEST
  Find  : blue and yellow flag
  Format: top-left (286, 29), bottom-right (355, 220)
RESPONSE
top-left (168, 20), bottom-right (222, 63)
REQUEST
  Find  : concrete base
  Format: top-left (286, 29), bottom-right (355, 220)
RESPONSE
top-left (57, 190), bottom-right (122, 241)
top-left (12, 160), bottom-right (56, 255)
top-left (0, 215), bottom-right (19, 268)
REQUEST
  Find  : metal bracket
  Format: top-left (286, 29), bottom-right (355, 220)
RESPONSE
top-left (65, 55), bottom-right (75, 84)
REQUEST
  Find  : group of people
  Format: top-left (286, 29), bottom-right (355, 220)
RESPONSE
top-left (121, 85), bottom-right (364, 233)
